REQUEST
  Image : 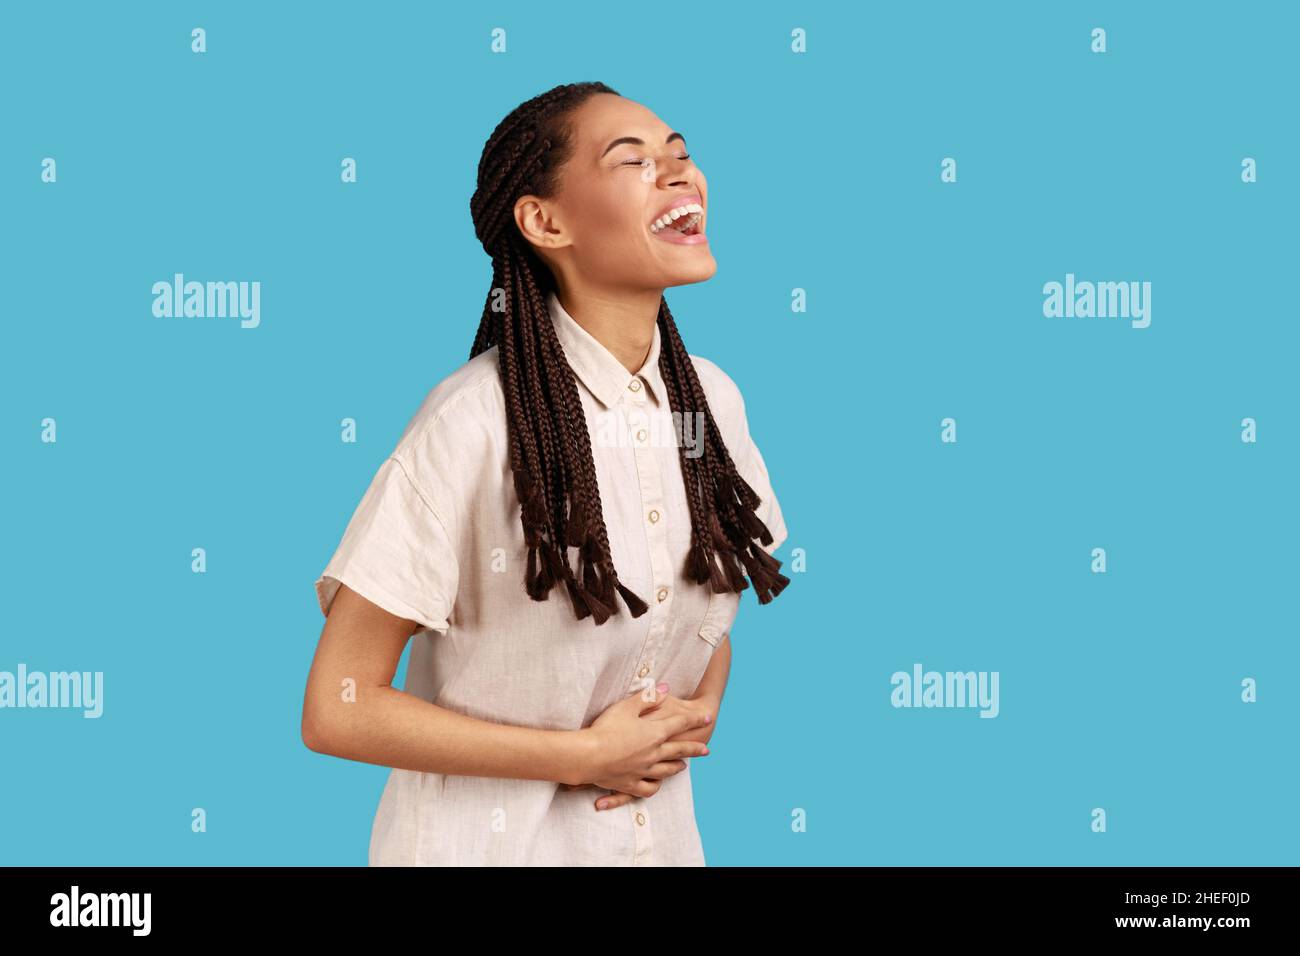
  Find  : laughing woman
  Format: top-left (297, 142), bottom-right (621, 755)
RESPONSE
top-left (302, 82), bottom-right (790, 866)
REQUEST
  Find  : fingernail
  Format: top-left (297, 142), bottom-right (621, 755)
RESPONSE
top-left (704, 713), bottom-right (713, 723)
top-left (596, 800), bottom-right (608, 810)
top-left (702, 746), bottom-right (710, 755)
top-left (656, 682), bottom-right (669, 693)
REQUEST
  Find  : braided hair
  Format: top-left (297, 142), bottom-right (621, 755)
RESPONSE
top-left (468, 81), bottom-right (790, 625)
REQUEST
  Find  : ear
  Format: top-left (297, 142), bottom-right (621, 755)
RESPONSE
top-left (514, 195), bottom-right (569, 252)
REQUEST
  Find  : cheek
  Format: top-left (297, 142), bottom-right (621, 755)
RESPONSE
top-left (574, 195), bottom-right (643, 249)
top-left (586, 215), bottom-right (654, 269)
top-left (579, 224), bottom-right (644, 276)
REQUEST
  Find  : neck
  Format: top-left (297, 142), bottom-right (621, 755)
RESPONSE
top-left (553, 283), bottom-right (661, 374)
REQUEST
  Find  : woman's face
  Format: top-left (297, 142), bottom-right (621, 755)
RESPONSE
top-left (516, 93), bottom-right (716, 292)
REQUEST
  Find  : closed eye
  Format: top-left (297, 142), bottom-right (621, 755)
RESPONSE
top-left (621, 154), bottom-right (691, 166)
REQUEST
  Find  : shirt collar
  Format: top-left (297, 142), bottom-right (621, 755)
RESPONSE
top-left (547, 289), bottom-right (666, 409)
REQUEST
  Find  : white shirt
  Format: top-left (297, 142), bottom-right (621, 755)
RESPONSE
top-left (314, 289), bottom-right (788, 866)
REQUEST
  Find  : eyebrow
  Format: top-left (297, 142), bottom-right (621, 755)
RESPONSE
top-left (600, 131), bottom-right (686, 157)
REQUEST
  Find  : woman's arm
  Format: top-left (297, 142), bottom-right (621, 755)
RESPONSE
top-left (301, 583), bottom-right (590, 786)
top-left (668, 635), bottom-right (732, 745)
top-left (692, 635), bottom-right (731, 710)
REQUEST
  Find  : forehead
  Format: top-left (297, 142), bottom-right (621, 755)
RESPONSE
top-left (571, 94), bottom-right (670, 154)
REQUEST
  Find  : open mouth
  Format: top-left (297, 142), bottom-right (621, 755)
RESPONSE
top-left (649, 202), bottom-right (705, 237)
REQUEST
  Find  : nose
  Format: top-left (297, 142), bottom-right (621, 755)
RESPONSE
top-left (654, 152), bottom-right (695, 188)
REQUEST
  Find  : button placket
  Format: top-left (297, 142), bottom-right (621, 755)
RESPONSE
top-left (622, 381), bottom-right (660, 872)
top-left (624, 390), bottom-right (672, 700)
top-left (627, 405), bottom-right (650, 448)
top-left (630, 799), bottom-right (654, 865)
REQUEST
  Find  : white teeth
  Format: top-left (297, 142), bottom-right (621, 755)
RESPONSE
top-left (649, 202), bottom-right (705, 233)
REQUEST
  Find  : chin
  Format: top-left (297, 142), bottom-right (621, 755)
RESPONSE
top-left (662, 254), bottom-right (718, 288)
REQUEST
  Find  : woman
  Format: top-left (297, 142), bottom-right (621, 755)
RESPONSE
top-left (303, 81), bottom-right (791, 866)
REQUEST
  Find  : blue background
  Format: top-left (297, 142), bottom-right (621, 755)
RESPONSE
top-left (2, 1), bottom-right (1295, 865)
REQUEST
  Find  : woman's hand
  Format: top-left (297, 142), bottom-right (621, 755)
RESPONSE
top-left (648, 690), bottom-right (720, 747)
top-left (562, 682), bottom-right (717, 812)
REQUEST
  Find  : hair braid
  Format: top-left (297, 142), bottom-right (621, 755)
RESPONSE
top-left (468, 82), bottom-right (788, 624)
top-left (657, 299), bottom-right (789, 603)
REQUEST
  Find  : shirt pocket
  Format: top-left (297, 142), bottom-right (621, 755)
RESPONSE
top-left (697, 589), bottom-right (742, 647)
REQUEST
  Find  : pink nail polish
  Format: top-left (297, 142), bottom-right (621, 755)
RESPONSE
top-left (596, 800), bottom-right (607, 810)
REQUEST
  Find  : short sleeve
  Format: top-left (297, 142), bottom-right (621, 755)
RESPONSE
top-left (314, 454), bottom-right (458, 635)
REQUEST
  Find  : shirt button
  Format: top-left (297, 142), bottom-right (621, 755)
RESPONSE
top-left (657, 587), bottom-right (668, 602)
top-left (635, 812), bottom-right (646, 826)
top-left (636, 429), bottom-right (647, 442)
top-left (638, 664), bottom-right (650, 678)
top-left (628, 379), bottom-right (641, 392)
top-left (648, 509), bottom-right (659, 523)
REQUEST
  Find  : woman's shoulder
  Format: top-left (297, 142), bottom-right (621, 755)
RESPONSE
top-left (687, 352), bottom-right (750, 442)
top-left (391, 346), bottom-right (506, 482)
top-left (694, 349), bottom-right (758, 403)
